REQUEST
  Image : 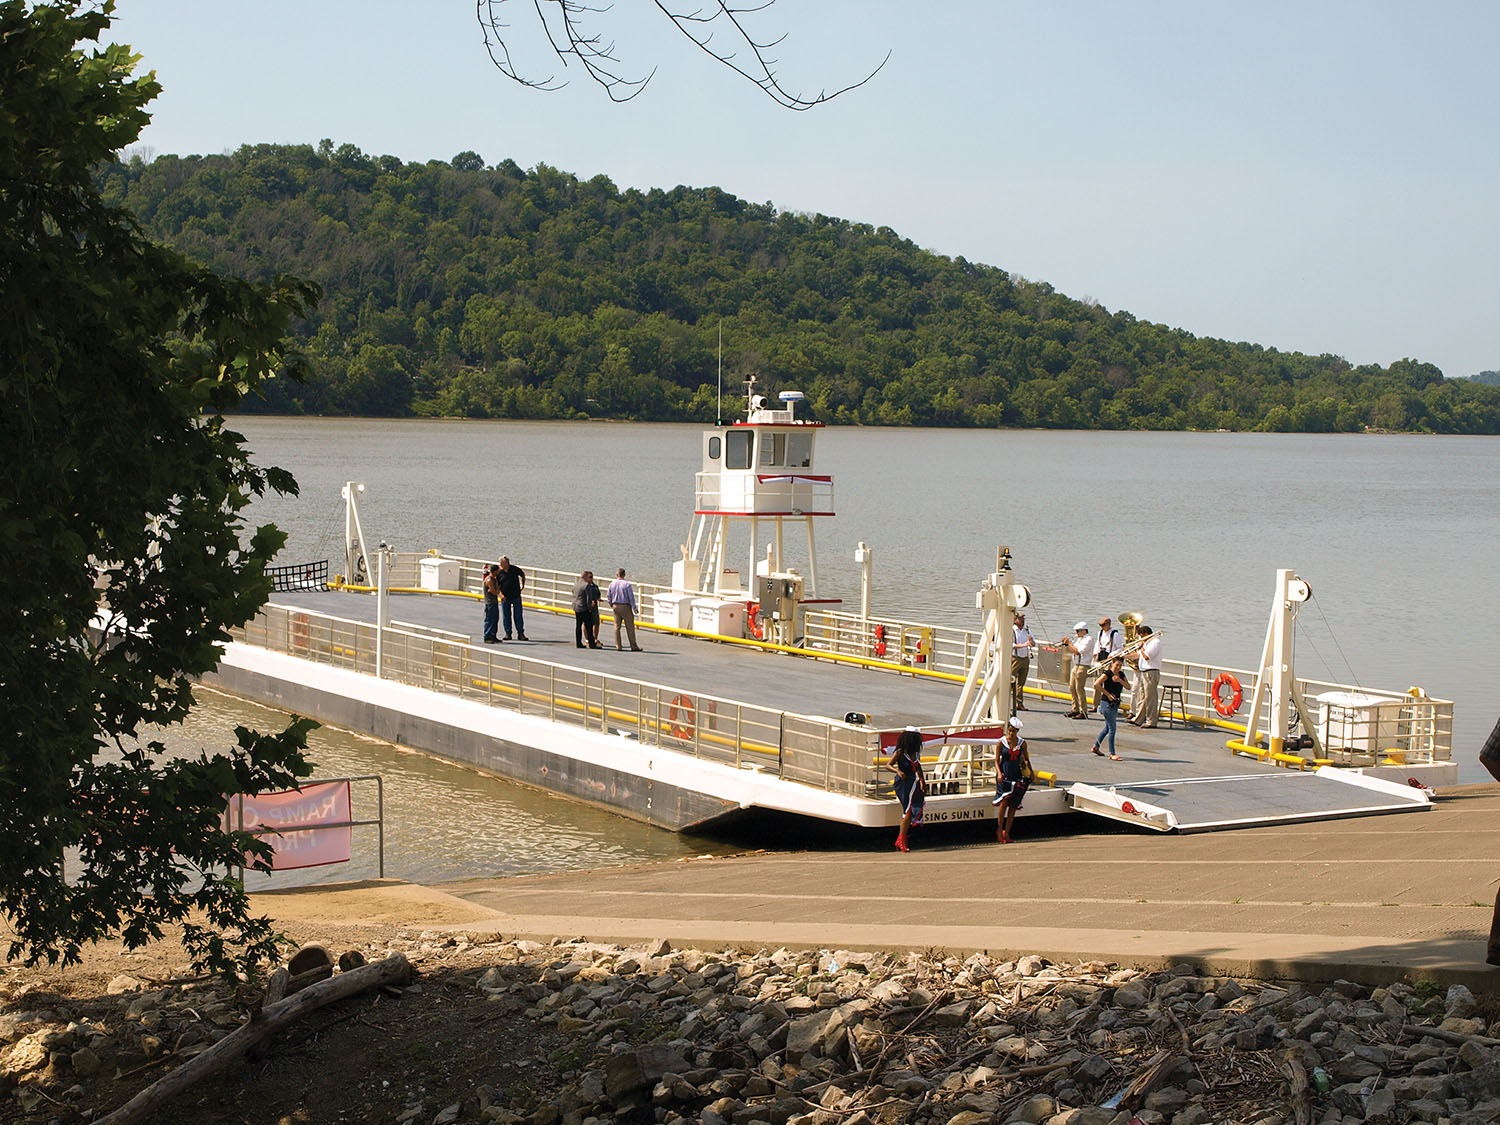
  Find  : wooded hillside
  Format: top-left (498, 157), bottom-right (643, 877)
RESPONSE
top-left (99, 142), bottom-right (1500, 432)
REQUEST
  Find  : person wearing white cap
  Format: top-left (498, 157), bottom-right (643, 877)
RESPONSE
top-left (1064, 621), bottom-right (1095, 719)
top-left (992, 715), bottom-right (1033, 844)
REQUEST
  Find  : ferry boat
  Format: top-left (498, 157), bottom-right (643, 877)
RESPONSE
top-left (203, 384), bottom-right (1455, 836)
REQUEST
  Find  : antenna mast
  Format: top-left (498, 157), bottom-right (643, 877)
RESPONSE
top-left (716, 319), bottom-right (723, 426)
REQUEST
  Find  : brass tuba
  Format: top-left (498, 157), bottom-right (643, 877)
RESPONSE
top-left (1119, 612), bottom-right (1143, 666)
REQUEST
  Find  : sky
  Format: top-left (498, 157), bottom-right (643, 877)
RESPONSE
top-left (110, 0), bottom-right (1499, 378)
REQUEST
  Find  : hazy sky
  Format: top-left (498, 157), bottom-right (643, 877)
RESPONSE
top-left (112, 1), bottom-right (1498, 377)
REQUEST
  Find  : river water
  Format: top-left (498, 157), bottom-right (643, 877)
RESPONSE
top-left (166, 418), bottom-right (1499, 885)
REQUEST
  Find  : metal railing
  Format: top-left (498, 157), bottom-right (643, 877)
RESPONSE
top-left (694, 471), bottom-right (835, 515)
top-left (236, 604), bottom-right (901, 799)
top-left (359, 553), bottom-right (1454, 766)
top-left (226, 774), bottom-right (385, 879)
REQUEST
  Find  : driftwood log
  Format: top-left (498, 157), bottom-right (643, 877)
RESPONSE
top-left (1282, 1057), bottom-right (1312, 1125)
top-left (1117, 1048), bottom-right (1178, 1112)
top-left (91, 951), bottom-right (412, 1125)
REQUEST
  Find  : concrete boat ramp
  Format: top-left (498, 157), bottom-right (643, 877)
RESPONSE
top-left (252, 786), bottom-right (1500, 988)
top-left (227, 587), bottom-right (1432, 836)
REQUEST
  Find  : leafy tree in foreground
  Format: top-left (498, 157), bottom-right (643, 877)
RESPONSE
top-left (0, 0), bottom-right (321, 973)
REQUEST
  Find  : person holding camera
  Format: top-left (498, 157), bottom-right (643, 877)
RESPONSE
top-left (572, 570), bottom-right (602, 648)
top-left (1065, 621), bottom-right (1095, 718)
top-left (481, 564), bottom-right (501, 644)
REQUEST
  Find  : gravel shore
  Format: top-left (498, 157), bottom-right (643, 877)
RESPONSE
top-left (4, 928), bottom-right (1499, 1125)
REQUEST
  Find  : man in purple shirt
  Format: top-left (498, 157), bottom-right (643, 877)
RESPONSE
top-left (607, 568), bottom-right (643, 651)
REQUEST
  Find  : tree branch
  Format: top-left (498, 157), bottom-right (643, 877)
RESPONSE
top-left (473, 0), bottom-right (887, 108)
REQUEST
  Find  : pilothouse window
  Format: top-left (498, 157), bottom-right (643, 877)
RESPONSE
top-left (725, 430), bottom-right (752, 470)
top-left (708, 436), bottom-right (721, 460)
top-left (759, 433), bottom-right (787, 467)
top-left (786, 432), bottom-right (812, 468)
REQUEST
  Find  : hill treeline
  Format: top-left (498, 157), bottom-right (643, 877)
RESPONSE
top-left (99, 142), bottom-right (1500, 432)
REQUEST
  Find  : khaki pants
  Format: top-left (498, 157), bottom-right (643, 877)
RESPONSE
top-left (612, 603), bottom-right (639, 650)
top-left (1134, 668), bottom-right (1160, 725)
top-left (1069, 665), bottom-right (1090, 715)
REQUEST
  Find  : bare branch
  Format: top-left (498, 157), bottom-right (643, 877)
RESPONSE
top-left (474, 0), bottom-right (887, 109)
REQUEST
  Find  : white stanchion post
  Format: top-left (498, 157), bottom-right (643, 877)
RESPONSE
top-left (375, 542), bottom-right (390, 678)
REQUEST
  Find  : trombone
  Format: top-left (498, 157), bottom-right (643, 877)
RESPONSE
top-left (1084, 630), bottom-right (1165, 674)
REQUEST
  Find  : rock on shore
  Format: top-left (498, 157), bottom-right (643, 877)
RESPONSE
top-left (3, 932), bottom-right (1498, 1124)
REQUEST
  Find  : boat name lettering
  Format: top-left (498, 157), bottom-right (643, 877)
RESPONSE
top-left (921, 807), bottom-right (991, 823)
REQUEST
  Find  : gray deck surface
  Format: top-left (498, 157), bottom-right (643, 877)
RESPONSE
top-left (1091, 771), bottom-right (1428, 831)
top-left (265, 589), bottom-right (1429, 828)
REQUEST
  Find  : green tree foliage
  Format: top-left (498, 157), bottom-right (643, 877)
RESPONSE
top-left (1, 1), bottom-right (321, 972)
top-left (98, 143), bottom-right (1500, 433)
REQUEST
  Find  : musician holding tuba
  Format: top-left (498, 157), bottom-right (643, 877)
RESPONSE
top-left (1119, 612), bottom-right (1143, 719)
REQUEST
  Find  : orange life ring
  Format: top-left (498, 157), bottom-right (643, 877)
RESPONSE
top-left (668, 693), bottom-right (696, 740)
top-left (872, 624), bottom-right (887, 658)
top-left (746, 602), bottom-right (764, 640)
top-left (1211, 672), bottom-right (1242, 717)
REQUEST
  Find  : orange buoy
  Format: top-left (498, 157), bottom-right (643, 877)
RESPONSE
top-left (668, 693), bottom-right (696, 740)
top-left (1211, 672), bottom-right (1242, 717)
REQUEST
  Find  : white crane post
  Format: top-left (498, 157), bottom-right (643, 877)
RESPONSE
top-left (341, 481), bottom-right (368, 584)
top-left (1244, 568), bottom-right (1311, 756)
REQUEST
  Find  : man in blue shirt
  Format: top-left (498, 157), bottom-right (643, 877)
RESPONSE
top-left (607, 568), bottom-right (643, 651)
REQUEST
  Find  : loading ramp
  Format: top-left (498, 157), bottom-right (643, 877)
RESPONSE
top-left (1066, 766), bottom-right (1432, 833)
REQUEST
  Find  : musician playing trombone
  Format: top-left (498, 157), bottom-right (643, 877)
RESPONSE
top-left (1129, 625), bottom-right (1162, 728)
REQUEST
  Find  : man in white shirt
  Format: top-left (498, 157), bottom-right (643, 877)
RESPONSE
top-left (1065, 621), bottom-right (1095, 718)
top-left (1011, 614), bottom-right (1036, 711)
top-left (1130, 625), bottom-right (1163, 727)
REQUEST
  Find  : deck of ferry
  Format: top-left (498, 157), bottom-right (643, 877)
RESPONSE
top-left (256, 586), bottom-right (1433, 832)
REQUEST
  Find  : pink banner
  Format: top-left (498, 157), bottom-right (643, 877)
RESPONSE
top-left (226, 781), bottom-right (353, 870)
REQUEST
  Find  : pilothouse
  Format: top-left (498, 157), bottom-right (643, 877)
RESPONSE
top-left (677, 378), bottom-right (837, 645)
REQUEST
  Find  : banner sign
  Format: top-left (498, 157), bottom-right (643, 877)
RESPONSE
top-left (226, 781), bottom-right (353, 870)
top-left (876, 725), bottom-right (1008, 754)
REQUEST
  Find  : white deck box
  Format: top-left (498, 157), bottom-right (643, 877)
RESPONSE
top-left (419, 556), bottom-right (460, 591)
top-left (1316, 690), bottom-right (1404, 756)
top-left (653, 592), bottom-right (695, 630)
top-left (691, 598), bottom-right (744, 638)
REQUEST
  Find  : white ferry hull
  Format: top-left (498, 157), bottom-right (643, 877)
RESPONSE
top-left (206, 642), bottom-right (901, 833)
